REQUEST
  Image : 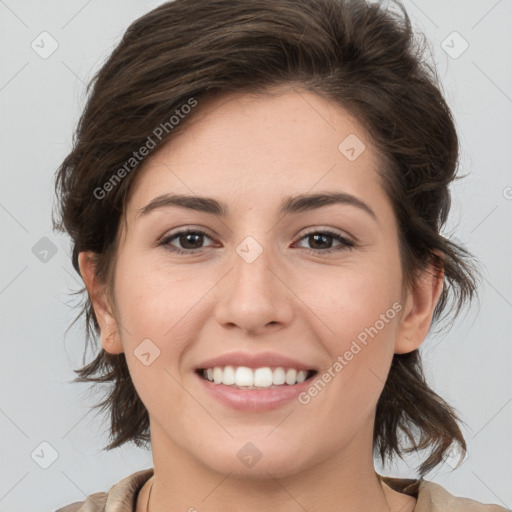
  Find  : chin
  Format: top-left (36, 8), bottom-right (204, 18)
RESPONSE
top-left (193, 438), bottom-right (315, 480)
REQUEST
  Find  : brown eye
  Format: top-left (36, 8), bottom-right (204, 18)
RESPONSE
top-left (159, 229), bottom-right (215, 254)
top-left (294, 230), bottom-right (355, 255)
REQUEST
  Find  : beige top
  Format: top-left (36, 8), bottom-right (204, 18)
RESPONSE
top-left (55, 468), bottom-right (508, 512)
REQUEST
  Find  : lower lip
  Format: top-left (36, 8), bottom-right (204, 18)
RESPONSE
top-left (195, 371), bottom-right (315, 412)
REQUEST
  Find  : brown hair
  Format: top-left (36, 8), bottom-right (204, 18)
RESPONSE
top-left (53, 0), bottom-right (478, 477)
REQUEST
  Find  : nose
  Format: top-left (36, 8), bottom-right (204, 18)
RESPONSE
top-left (213, 240), bottom-right (295, 336)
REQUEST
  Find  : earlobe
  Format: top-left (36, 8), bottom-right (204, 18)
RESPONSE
top-left (78, 251), bottom-right (124, 355)
top-left (394, 258), bottom-right (444, 354)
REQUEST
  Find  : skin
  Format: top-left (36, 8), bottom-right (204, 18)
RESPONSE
top-left (79, 86), bottom-right (443, 512)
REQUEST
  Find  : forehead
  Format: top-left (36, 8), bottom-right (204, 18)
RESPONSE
top-left (124, 88), bottom-right (391, 223)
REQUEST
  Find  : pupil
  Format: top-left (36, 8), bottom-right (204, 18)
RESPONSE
top-left (181, 233), bottom-right (203, 249)
top-left (310, 234), bottom-right (331, 249)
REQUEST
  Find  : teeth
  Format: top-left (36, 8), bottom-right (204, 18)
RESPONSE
top-left (223, 365), bottom-right (235, 385)
top-left (201, 366), bottom-right (312, 388)
top-left (285, 368), bottom-right (297, 385)
top-left (296, 370), bottom-right (308, 383)
top-left (272, 367), bottom-right (286, 385)
top-left (235, 366), bottom-right (253, 386)
top-left (254, 367), bottom-right (273, 387)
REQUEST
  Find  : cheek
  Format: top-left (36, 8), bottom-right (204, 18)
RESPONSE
top-left (111, 255), bottom-right (221, 411)
top-left (113, 254), bottom-right (203, 342)
top-left (313, 252), bottom-right (402, 343)
top-left (302, 257), bottom-right (402, 411)
top-left (111, 262), bottom-right (199, 421)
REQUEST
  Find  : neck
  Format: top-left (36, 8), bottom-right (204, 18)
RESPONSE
top-left (144, 418), bottom-right (416, 512)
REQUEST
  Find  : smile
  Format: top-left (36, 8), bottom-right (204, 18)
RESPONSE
top-left (198, 366), bottom-right (316, 389)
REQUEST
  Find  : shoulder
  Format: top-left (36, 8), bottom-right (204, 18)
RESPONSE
top-left (380, 474), bottom-right (508, 512)
top-left (54, 468), bottom-right (154, 512)
top-left (54, 491), bottom-right (107, 512)
top-left (417, 479), bottom-right (509, 512)
top-left (55, 492), bottom-right (108, 512)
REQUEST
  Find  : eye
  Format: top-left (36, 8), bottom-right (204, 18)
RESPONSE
top-left (158, 228), bottom-right (215, 254)
top-left (293, 229), bottom-right (355, 255)
top-left (158, 227), bottom-right (356, 256)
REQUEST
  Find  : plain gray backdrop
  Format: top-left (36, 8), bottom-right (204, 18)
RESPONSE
top-left (1, 1), bottom-right (511, 511)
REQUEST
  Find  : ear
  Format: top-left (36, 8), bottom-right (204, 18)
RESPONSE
top-left (78, 251), bottom-right (124, 355)
top-left (394, 253), bottom-right (444, 354)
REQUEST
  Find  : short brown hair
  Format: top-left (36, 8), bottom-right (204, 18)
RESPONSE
top-left (53, 0), bottom-right (478, 477)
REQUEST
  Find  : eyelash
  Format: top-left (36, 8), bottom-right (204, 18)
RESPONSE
top-left (158, 228), bottom-right (356, 256)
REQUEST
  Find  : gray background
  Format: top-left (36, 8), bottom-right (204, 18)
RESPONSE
top-left (1, 1), bottom-right (511, 510)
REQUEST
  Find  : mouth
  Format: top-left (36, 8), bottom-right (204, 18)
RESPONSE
top-left (195, 366), bottom-right (318, 390)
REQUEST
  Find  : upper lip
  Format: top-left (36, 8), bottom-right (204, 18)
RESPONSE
top-left (196, 351), bottom-right (317, 371)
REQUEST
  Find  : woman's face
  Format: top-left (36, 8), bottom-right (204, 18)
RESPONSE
top-left (86, 87), bottom-right (430, 478)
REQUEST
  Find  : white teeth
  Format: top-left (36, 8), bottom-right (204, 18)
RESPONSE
top-left (213, 367), bottom-right (223, 384)
top-left (200, 366), bottom-right (313, 388)
top-left (296, 370), bottom-right (308, 383)
top-left (272, 367), bottom-right (286, 385)
top-left (285, 368), bottom-right (297, 385)
top-left (235, 366), bottom-right (253, 386)
top-left (223, 365), bottom-right (235, 385)
top-left (254, 367), bottom-right (273, 387)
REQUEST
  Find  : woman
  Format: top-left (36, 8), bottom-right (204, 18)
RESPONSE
top-left (53, 0), bottom-right (507, 510)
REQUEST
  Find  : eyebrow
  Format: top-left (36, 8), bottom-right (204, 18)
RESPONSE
top-left (136, 191), bottom-right (377, 221)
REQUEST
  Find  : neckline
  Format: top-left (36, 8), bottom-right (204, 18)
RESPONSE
top-left (379, 474), bottom-right (422, 498)
top-left (131, 469), bottom-right (421, 511)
